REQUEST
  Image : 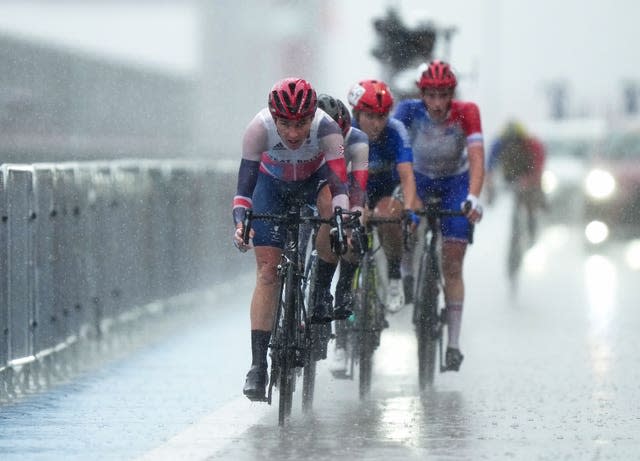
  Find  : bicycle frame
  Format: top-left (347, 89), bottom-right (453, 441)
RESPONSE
top-left (344, 216), bottom-right (403, 399)
top-left (270, 209), bottom-right (306, 424)
top-left (507, 187), bottom-right (535, 287)
top-left (242, 205), bottom-right (358, 425)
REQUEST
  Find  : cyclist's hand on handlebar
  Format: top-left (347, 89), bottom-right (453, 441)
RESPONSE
top-left (403, 208), bottom-right (420, 232)
top-left (349, 225), bottom-right (367, 256)
top-left (233, 224), bottom-right (254, 253)
top-left (329, 226), bottom-right (347, 255)
top-left (350, 205), bottom-right (365, 226)
top-left (462, 194), bottom-right (483, 224)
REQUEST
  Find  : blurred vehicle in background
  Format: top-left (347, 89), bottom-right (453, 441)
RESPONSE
top-left (582, 124), bottom-right (640, 246)
top-left (530, 118), bottom-right (606, 225)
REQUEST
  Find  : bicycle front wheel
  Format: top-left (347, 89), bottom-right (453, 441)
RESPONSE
top-left (277, 263), bottom-right (297, 425)
top-left (414, 248), bottom-right (439, 390)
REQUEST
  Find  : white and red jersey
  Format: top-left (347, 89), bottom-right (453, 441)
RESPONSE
top-left (233, 108), bottom-right (348, 218)
top-left (242, 108), bottom-right (346, 182)
top-left (393, 99), bottom-right (483, 178)
top-left (343, 125), bottom-right (369, 193)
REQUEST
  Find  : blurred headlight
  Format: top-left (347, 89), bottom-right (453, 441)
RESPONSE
top-left (585, 220), bottom-right (609, 244)
top-left (584, 169), bottom-right (616, 199)
top-left (542, 170), bottom-right (558, 195)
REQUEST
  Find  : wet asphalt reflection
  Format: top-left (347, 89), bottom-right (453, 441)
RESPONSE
top-left (211, 196), bottom-right (640, 461)
top-left (2, 194), bottom-right (639, 460)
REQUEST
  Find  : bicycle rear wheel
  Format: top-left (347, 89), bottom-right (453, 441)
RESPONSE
top-left (302, 251), bottom-right (319, 413)
top-left (355, 256), bottom-right (376, 399)
top-left (507, 198), bottom-right (525, 286)
top-left (414, 248), bottom-right (439, 390)
top-left (301, 249), bottom-right (330, 412)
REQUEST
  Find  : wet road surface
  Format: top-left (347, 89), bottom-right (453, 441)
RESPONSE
top-left (2, 194), bottom-right (640, 460)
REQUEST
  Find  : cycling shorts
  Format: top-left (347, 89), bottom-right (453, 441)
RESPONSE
top-left (415, 170), bottom-right (471, 242)
top-left (367, 172), bottom-right (399, 209)
top-left (251, 172), bottom-right (321, 248)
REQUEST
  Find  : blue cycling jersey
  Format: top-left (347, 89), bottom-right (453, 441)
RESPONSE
top-left (352, 117), bottom-right (413, 207)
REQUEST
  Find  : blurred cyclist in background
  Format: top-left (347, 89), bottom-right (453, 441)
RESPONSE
top-left (486, 120), bottom-right (546, 240)
top-left (393, 60), bottom-right (484, 371)
top-left (347, 79), bottom-right (418, 313)
top-left (232, 78), bottom-right (349, 401)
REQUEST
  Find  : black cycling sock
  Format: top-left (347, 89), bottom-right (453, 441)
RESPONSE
top-left (251, 330), bottom-right (271, 367)
top-left (388, 258), bottom-right (401, 280)
top-left (336, 261), bottom-right (358, 300)
top-left (316, 258), bottom-right (338, 291)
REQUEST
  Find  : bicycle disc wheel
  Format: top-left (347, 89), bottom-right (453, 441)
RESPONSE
top-left (414, 249), bottom-right (439, 389)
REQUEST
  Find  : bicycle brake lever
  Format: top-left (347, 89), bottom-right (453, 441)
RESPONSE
top-left (242, 209), bottom-right (253, 244)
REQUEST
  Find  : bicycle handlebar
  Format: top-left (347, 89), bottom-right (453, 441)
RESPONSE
top-left (411, 201), bottom-right (475, 244)
top-left (241, 206), bottom-right (361, 255)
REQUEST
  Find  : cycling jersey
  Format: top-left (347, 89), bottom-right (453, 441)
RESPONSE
top-left (394, 99), bottom-right (483, 243)
top-left (352, 117), bottom-right (413, 207)
top-left (233, 108), bottom-right (349, 225)
top-left (343, 125), bottom-right (369, 208)
top-left (393, 99), bottom-right (483, 179)
top-left (487, 135), bottom-right (545, 188)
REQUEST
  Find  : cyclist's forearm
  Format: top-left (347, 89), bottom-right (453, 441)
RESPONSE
top-left (467, 144), bottom-right (485, 197)
top-left (233, 158), bottom-right (260, 224)
top-left (397, 162), bottom-right (417, 209)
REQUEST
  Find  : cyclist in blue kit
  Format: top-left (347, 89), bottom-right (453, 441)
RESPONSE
top-left (393, 60), bottom-right (484, 371)
top-left (347, 79), bottom-right (418, 312)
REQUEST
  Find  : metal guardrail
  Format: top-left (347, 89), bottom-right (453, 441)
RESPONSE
top-left (0, 159), bottom-right (240, 400)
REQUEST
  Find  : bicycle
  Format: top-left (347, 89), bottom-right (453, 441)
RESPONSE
top-left (412, 198), bottom-right (473, 390)
top-left (242, 205), bottom-right (359, 425)
top-left (507, 186), bottom-right (539, 291)
top-left (334, 215), bottom-right (405, 399)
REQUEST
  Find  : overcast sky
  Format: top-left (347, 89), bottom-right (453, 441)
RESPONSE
top-left (0, 0), bottom-right (638, 136)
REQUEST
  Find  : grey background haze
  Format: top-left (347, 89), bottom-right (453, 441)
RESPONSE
top-left (0, 0), bottom-right (638, 154)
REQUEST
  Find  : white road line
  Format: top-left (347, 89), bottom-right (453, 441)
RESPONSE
top-left (134, 397), bottom-right (272, 461)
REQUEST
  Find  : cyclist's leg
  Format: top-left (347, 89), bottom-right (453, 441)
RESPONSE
top-left (405, 174), bottom-right (430, 303)
top-left (335, 252), bottom-right (358, 319)
top-left (372, 187), bottom-right (405, 311)
top-left (523, 188), bottom-right (539, 243)
top-left (243, 174), bottom-right (288, 400)
top-left (439, 172), bottom-right (471, 371)
top-left (391, 184), bottom-right (416, 303)
top-left (244, 245), bottom-right (281, 400)
top-left (310, 184), bottom-right (338, 323)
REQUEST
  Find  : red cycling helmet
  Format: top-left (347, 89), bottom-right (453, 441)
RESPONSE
top-left (416, 60), bottom-right (457, 90)
top-left (268, 77), bottom-right (318, 120)
top-left (347, 79), bottom-right (394, 115)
